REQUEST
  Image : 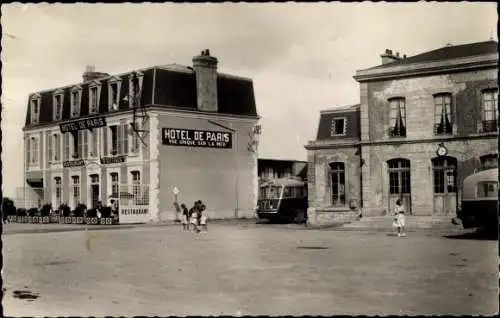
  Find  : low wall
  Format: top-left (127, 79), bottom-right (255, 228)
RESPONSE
top-left (6, 215), bottom-right (118, 225)
top-left (306, 207), bottom-right (360, 228)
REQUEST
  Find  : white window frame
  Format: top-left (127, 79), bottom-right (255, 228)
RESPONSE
top-left (70, 173), bottom-right (81, 210)
top-left (87, 173), bottom-right (101, 208)
top-left (107, 168), bottom-right (121, 201)
top-left (89, 81), bottom-right (102, 115)
top-left (89, 129), bottom-right (100, 158)
top-left (128, 72), bottom-right (144, 108)
top-left (53, 174), bottom-right (63, 208)
top-left (70, 86), bottom-right (83, 118)
top-left (63, 133), bottom-right (71, 161)
top-left (129, 120), bottom-right (141, 155)
top-left (330, 117), bottom-right (347, 137)
top-left (108, 125), bottom-right (119, 155)
top-left (28, 135), bottom-right (39, 166)
top-left (53, 90), bottom-right (64, 121)
top-left (30, 94), bottom-right (41, 125)
top-left (53, 133), bottom-right (61, 162)
top-left (108, 76), bottom-right (122, 112)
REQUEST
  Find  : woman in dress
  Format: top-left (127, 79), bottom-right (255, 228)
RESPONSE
top-left (181, 203), bottom-right (189, 231)
top-left (393, 199), bottom-right (406, 237)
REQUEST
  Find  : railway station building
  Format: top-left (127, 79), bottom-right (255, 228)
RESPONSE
top-left (21, 49), bottom-right (261, 223)
top-left (305, 40), bottom-right (498, 225)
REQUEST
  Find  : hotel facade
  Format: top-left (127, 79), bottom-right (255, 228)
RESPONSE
top-left (21, 50), bottom-right (261, 223)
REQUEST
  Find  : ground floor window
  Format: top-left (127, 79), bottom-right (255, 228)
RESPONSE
top-left (71, 175), bottom-right (80, 208)
top-left (329, 162), bottom-right (345, 206)
top-left (54, 177), bottom-right (62, 207)
top-left (110, 172), bottom-right (119, 197)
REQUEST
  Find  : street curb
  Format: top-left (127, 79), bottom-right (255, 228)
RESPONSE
top-left (1, 219), bottom-right (260, 235)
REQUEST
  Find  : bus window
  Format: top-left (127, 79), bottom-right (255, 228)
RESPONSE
top-left (477, 181), bottom-right (498, 198)
top-left (260, 186), bottom-right (282, 199)
top-left (282, 187), bottom-right (292, 198)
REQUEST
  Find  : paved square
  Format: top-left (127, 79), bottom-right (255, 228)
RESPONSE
top-left (2, 224), bottom-right (498, 316)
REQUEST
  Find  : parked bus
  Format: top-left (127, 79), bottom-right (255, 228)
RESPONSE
top-left (459, 168), bottom-right (498, 231)
top-left (257, 178), bottom-right (308, 223)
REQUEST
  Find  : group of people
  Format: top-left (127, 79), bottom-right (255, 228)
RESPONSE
top-left (180, 200), bottom-right (208, 233)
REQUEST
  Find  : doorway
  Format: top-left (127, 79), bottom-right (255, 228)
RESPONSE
top-left (387, 158), bottom-right (412, 215)
top-left (89, 174), bottom-right (100, 208)
top-left (432, 156), bottom-right (457, 216)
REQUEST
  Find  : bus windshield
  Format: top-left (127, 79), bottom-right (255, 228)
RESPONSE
top-left (259, 186), bottom-right (282, 199)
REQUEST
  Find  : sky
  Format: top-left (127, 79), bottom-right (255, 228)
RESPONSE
top-left (1, 2), bottom-right (498, 197)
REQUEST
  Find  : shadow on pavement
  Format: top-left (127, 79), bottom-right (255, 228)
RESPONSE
top-left (443, 229), bottom-right (498, 241)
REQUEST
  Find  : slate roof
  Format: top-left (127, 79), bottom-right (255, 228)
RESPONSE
top-left (25, 64), bottom-right (258, 127)
top-left (367, 40), bottom-right (498, 70)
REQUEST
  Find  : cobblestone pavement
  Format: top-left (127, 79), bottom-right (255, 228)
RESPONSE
top-left (2, 223), bottom-right (498, 316)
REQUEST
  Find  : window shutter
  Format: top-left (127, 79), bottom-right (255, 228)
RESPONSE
top-left (48, 132), bottom-right (53, 162)
top-left (102, 127), bottom-right (108, 156)
top-left (123, 123), bottom-right (129, 154)
top-left (26, 137), bottom-right (31, 165)
top-left (117, 125), bottom-right (123, 154)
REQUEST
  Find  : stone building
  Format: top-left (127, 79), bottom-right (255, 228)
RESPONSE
top-left (22, 49), bottom-right (260, 223)
top-left (306, 40), bottom-right (498, 225)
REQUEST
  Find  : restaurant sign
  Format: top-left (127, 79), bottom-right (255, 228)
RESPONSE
top-left (100, 155), bottom-right (127, 165)
top-left (63, 159), bottom-right (85, 168)
top-left (162, 128), bottom-right (232, 149)
top-left (60, 116), bottom-right (107, 134)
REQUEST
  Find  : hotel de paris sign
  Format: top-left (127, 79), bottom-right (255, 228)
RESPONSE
top-left (162, 128), bottom-right (232, 149)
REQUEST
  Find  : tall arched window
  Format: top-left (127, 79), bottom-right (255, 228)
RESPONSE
top-left (388, 97), bottom-right (407, 137)
top-left (329, 162), bottom-right (345, 206)
top-left (434, 93), bottom-right (453, 135)
top-left (481, 88), bottom-right (498, 132)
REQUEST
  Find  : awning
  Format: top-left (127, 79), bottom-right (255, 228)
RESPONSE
top-left (26, 171), bottom-right (43, 188)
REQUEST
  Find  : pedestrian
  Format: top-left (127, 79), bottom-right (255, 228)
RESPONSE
top-left (200, 204), bottom-right (208, 232)
top-left (189, 202), bottom-right (200, 233)
top-left (181, 203), bottom-right (189, 231)
top-left (393, 199), bottom-right (406, 237)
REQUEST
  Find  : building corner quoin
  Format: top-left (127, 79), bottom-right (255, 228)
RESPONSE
top-left (148, 112), bottom-right (161, 223)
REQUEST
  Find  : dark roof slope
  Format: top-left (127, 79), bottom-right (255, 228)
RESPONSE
top-left (369, 40), bottom-right (498, 70)
top-left (153, 68), bottom-right (257, 117)
top-left (316, 104), bottom-right (361, 141)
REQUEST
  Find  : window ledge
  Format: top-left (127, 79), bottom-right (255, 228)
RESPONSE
top-left (317, 206), bottom-right (352, 212)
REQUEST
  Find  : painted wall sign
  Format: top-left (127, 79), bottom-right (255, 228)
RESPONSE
top-left (100, 155), bottom-right (127, 165)
top-left (63, 159), bottom-right (85, 168)
top-left (60, 116), bottom-right (107, 133)
top-left (162, 128), bottom-right (232, 149)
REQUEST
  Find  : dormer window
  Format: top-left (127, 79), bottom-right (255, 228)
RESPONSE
top-left (70, 87), bottom-right (82, 118)
top-left (128, 72), bottom-right (144, 108)
top-left (30, 94), bottom-right (41, 125)
top-left (330, 117), bottom-right (346, 137)
top-left (89, 81), bottom-right (102, 115)
top-left (53, 90), bottom-right (64, 121)
top-left (108, 77), bottom-right (122, 112)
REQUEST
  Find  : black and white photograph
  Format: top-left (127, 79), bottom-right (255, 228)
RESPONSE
top-left (1, 2), bottom-right (498, 316)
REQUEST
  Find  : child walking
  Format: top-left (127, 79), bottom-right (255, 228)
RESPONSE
top-left (200, 204), bottom-right (208, 232)
top-left (394, 199), bottom-right (406, 237)
top-left (181, 203), bottom-right (189, 231)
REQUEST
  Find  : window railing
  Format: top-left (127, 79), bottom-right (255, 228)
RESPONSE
top-left (388, 127), bottom-right (406, 137)
top-left (479, 120), bottom-right (498, 133)
top-left (433, 123), bottom-right (453, 136)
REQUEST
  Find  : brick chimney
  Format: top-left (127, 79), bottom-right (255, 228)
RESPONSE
top-left (82, 65), bottom-right (110, 82)
top-left (380, 49), bottom-right (403, 65)
top-left (192, 49), bottom-right (218, 112)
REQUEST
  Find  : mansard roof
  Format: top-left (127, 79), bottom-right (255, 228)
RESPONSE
top-left (24, 65), bottom-right (258, 127)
